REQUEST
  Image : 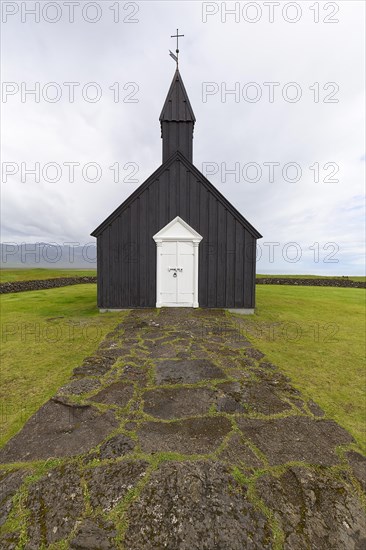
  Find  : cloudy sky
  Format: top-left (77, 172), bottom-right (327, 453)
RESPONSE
top-left (1, 0), bottom-right (365, 274)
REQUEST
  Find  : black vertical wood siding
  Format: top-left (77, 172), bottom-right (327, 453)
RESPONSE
top-left (95, 157), bottom-right (257, 309)
top-left (161, 121), bottom-right (194, 163)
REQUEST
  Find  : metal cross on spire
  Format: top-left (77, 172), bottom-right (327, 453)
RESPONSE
top-left (169, 28), bottom-right (184, 67)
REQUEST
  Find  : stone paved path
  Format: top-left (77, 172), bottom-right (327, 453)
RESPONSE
top-left (0, 308), bottom-right (365, 549)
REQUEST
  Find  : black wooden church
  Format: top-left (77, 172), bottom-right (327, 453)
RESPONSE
top-left (91, 49), bottom-right (262, 311)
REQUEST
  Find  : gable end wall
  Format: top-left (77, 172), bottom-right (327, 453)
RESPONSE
top-left (96, 159), bottom-right (257, 308)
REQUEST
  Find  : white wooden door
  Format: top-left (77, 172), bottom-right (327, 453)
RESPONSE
top-left (160, 241), bottom-right (195, 306)
top-left (153, 216), bottom-right (202, 308)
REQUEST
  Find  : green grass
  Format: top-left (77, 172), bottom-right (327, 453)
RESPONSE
top-left (1, 269), bottom-right (364, 283)
top-left (0, 284), bottom-right (123, 447)
top-left (257, 274), bottom-right (365, 282)
top-left (231, 285), bottom-right (366, 452)
top-left (0, 268), bottom-right (96, 283)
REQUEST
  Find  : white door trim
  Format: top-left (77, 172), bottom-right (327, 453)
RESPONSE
top-left (153, 216), bottom-right (203, 308)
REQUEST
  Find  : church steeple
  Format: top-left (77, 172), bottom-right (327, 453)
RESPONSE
top-left (160, 68), bottom-right (196, 163)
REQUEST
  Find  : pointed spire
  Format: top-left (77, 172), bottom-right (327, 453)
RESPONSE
top-left (160, 69), bottom-right (196, 124)
top-left (160, 69), bottom-right (196, 163)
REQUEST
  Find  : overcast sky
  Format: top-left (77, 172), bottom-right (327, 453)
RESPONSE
top-left (1, 0), bottom-right (365, 274)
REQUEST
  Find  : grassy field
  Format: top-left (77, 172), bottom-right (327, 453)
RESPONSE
top-left (257, 274), bottom-right (365, 282)
top-left (1, 268), bottom-right (364, 283)
top-left (231, 285), bottom-right (365, 452)
top-left (0, 268), bottom-right (97, 283)
top-left (0, 285), bottom-right (123, 447)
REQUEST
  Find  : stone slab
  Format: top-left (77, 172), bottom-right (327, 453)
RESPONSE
top-left (26, 465), bottom-right (84, 547)
top-left (143, 387), bottom-right (216, 419)
top-left (90, 382), bottom-right (134, 407)
top-left (69, 518), bottom-right (117, 550)
top-left (237, 417), bottom-right (354, 466)
top-left (57, 378), bottom-right (101, 396)
top-left (345, 450), bottom-right (366, 492)
top-left (138, 416), bottom-right (232, 455)
top-left (85, 460), bottom-right (148, 513)
top-left (217, 433), bottom-right (264, 472)
top-left (124, 461), bottom-right (272, 549)
top-left (0, 469), bottom-right (27, 527)
top-left (155, 359), bottom-right (226, 385)
top-left (256, 467), bottom-right (366, 549)
top-left (98, 434), bottom-right (136, 459)
top-left (0, 401), bottom-right (118, 462)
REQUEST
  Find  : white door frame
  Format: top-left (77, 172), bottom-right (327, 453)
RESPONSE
top-left (153, 216), bottom-right (203, 308)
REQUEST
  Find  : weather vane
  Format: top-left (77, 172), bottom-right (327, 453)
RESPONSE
top-left (169, 28), bottom-right (184, 67)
